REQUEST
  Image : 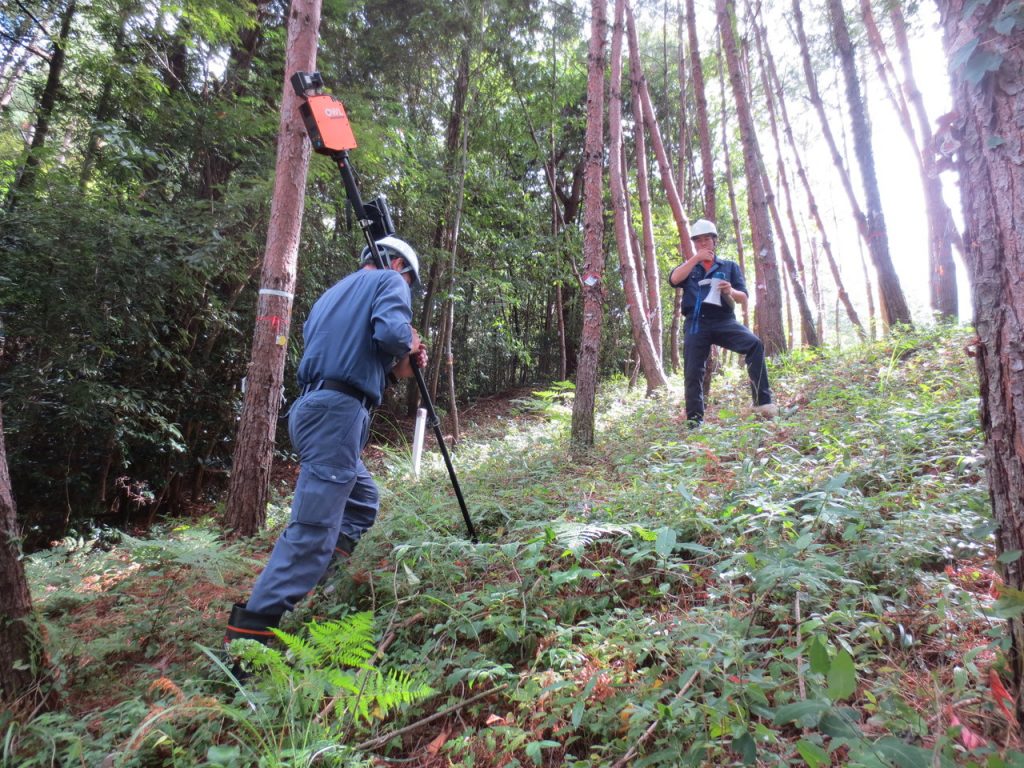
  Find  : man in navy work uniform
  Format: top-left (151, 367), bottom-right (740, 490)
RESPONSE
top-left (668, 219), bottom-right (777, 427)
top-left (225, 236), bottom-right (428, 647)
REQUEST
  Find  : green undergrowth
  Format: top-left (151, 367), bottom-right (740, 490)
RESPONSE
top-left (6, 324), bottom-right (1018, 767)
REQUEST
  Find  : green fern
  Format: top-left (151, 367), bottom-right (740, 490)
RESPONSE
top-left (548, 521), bottom-right (636, 553)
top-left (230, 611), bottom-right (435, 726)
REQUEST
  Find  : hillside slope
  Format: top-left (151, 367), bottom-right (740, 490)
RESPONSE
top-left (9, 325), bottom-right (1016, 768)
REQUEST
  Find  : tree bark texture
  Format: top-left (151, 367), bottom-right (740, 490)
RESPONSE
top-left (570, 0), bottom-right (608, 452)
top-left (716, 0), bottom-right (785, 354)
top-left (827, 0), bottom-right (912, 328)
top-left (224, 0), bottom-right (320, 537)
top-left (937, 0), bottom-right (1024, 717)
top-left (0, 402), bottom-right (50, 711)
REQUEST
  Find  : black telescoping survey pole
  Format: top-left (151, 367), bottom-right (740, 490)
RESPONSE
top-left (291, 71), bottom-right (477, 543)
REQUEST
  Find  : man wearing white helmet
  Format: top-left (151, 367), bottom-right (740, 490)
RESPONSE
top-left (225, 236), bottom-right (427, 652)
top-left (668, 219), bottom-right (776, 427)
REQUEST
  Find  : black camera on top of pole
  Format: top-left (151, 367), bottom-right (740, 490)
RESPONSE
top-left (290, 71), bottom-right (477, 543)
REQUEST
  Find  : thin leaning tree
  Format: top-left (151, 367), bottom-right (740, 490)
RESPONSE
top-left (224, 0), bottom-right (322, 537)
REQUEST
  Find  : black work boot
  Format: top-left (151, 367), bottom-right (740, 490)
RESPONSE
top-left (223, 603), bottom-right (282, 680)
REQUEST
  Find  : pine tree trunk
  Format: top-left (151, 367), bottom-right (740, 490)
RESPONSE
top-left (610, 0), bottom-right (667, 394)
top-left (827, 0), bottom-right (911, 328)
top-left (0, 402), bottom-right (51, 711)
top-left (223, 0), bottom-right (320, 537)
top-left (625, 1), bottom-right (694, 263)
top-left (716, 0), bottom-right (785, 354)
top-left (756, 15), bottom-right (865, 340)
top-left (570, 0), bottom-right (608, 452)
top-left (626, 15), bottom-right (663, 362)
top-left (750, 17), bottom-right (819, 347)
top-left (715, 38), bottom-right (749, 328)
top-left (887, 4), bottom-right (960, 319)
top-left (937, 0), bottom-right (1024, 717)
top-left (685, 0), bottom-right (715, 218)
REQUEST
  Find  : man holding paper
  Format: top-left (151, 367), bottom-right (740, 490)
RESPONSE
top-left (668, 219), bottom-right (777, 427)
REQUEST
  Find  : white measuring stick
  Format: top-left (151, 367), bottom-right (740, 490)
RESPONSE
top-left (411, 407), bottom-right (427, 479)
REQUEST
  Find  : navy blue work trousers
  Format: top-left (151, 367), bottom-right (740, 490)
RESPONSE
top-left (683, 315), bottom-right (772, 423)
top-left (246, 390), bottom-right (378, 615)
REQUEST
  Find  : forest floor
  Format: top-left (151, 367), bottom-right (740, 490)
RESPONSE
top-left (8, 324), bottom-right (1022, 768)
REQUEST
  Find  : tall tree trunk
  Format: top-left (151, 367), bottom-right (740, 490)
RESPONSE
top-left (442, 54), bottom-right (471, 442)
top-left (223, 0), bottom-right (320, 537)
top-left (626, 13), bottom-right (663, 362)
top-left (756, 13), bottom-right (865, 341)
top-left (750, 16), bottom-right (819, 347)
top-left (418, 43), bottom-right (471, 412)
top-left (827, 0), bottom-right (912, 328)
top-left (859, 0), bottom-right (958, 320)
top-left (625, 1), bottom-right (694, 263)
top-left (937, 0), bottom-right (1024, 717)
top-left (570, 0), bottom-right (608, 452)
top-left (716, 0), bottom-right (785, 354)
top-left (887, 4), bottom-right (960, 319)
top-left (610, 0), bottom-right (667, 393)
top-left (0, 401), bottom-right (51, 711)
top-left (685, 0), bottom-right (714, 218)
top-left (715, 38), bottom-right (749, 328)
top-left (8, 0), bottom-right (75, 207)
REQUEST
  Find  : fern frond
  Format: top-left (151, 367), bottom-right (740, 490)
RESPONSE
top-left (306, 613), bottom-right (377, 668)
top-left (549, 521), bottom-right (635, 552)
top-left (272, 627), bottom-right (320, 667)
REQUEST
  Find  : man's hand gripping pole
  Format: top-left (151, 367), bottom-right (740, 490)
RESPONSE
top-left (291, 72), bottom-right (478, 543)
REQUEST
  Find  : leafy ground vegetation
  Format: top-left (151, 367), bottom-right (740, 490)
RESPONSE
top-left (4, 325), bottom-right (1019, 767)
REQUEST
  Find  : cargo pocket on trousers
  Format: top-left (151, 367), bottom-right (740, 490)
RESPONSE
top-left (290, 463), bottom-right (357, 528)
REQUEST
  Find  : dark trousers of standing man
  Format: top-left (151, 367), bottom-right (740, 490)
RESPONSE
top-left (683, 315), bottom-right (771, 424)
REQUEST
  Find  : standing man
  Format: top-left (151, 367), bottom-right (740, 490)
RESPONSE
top-left (669, 219), bottom-right (777, 427)
top-left (225, 236), bottom-right (428, 646)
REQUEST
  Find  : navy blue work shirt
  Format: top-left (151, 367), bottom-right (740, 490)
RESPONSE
top-left (296, 268), bottom-right (413, 405)
top-left (668, 257), bottom-right (747, 320)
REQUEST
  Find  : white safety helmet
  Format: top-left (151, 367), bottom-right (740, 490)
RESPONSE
top-left (690, 218), bottom-right (718, 239)
top-left (360, 235), bottom-right (422, 289)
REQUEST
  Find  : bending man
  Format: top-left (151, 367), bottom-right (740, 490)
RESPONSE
top-left (225, 236), bottom-right (427, 646)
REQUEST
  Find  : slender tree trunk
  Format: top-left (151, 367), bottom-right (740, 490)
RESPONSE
top-left (223, 0), bottom-right (320, 537)
top-left (626, 14), bottom-right (663, 362)
top-left (570, 0), bottom-right (608, 452)
top-left (887, 3), bottom-right (960, 318)
top-left (756, 15), bottom-right (866, 340)
top-left (610, 0), bottom-right (667, 394)
top-left (442, 55), bottom-right (471, 441)
top-left (936, 0), bottom-right (1024, 717)
top-left (827, 0), bottom-right (911, 328)
top-left (676, 6), bottom-right (688, 198)
top-left (750, 17), bottom-right (818, 347)
top-left (715, 38), bottom-right (749, 328)
top-left (8, 0), bottom-right (75, 208)
top-left (685, 0), bottom-right (714, 218)
top-left (0, 401), bottom-right (51, 711)
top-left (625, 1), bottom-right (694, 263)
top-left (717, 0), bottom-right (785, 353)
